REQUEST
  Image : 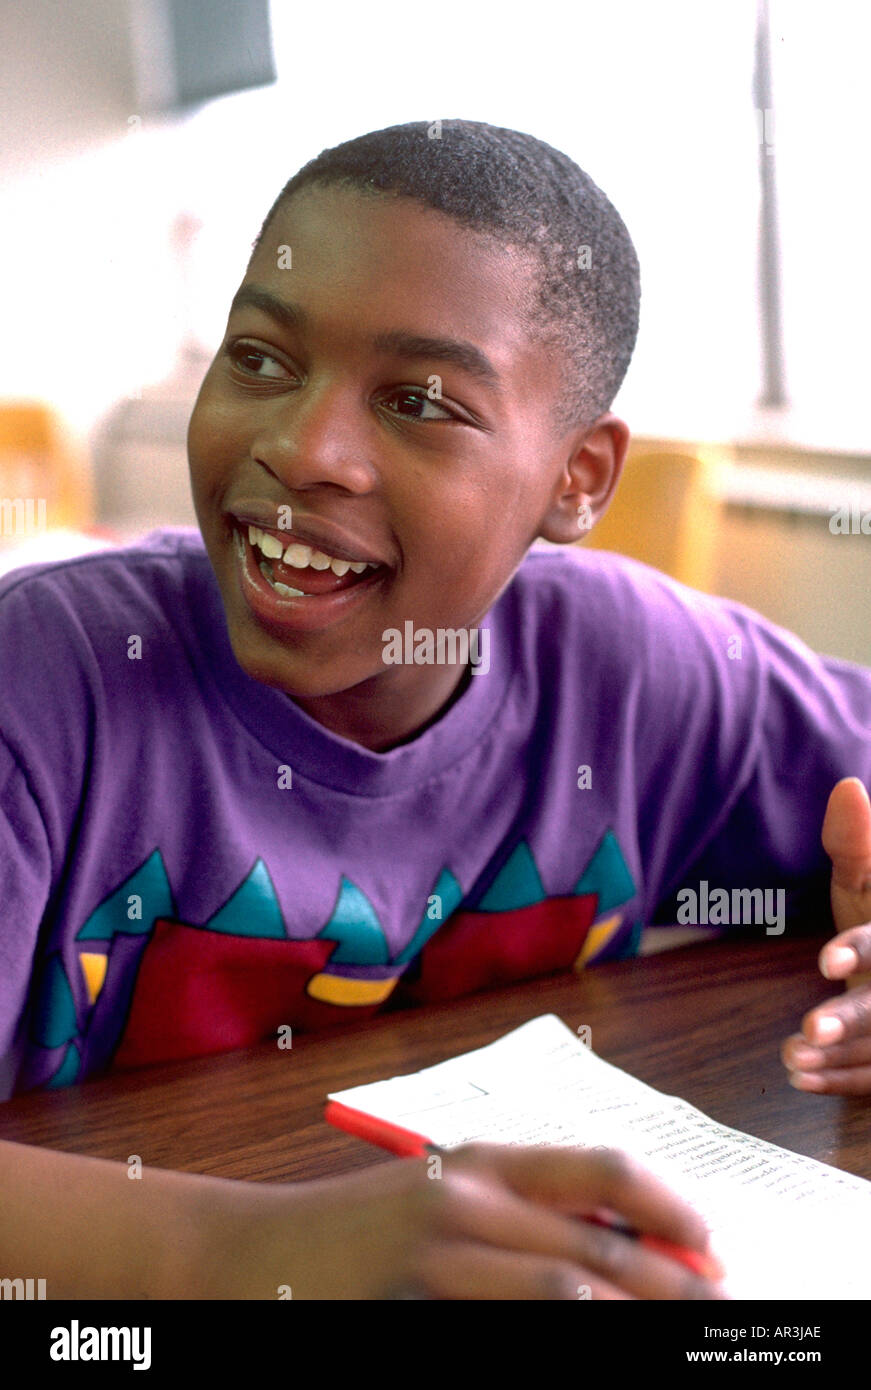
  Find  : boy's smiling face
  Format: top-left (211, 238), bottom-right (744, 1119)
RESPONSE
top-left (188, 185), bottom-right (628, 750)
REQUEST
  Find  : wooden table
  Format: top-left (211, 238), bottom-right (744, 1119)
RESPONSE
top-left (1, 931), bottom-right (868, 1186)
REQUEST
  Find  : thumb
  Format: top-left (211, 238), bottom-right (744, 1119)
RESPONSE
top-left (821, 777), bottom-right (871, 931)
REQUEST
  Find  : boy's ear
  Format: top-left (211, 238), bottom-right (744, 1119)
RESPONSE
top-left (537, 413), bottom-right (631, 546)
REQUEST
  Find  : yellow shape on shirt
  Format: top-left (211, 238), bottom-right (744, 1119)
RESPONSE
top-left (573, 913), bottom-right (623, 971)
top-left (80, 951), bottom-right (108, 1004)
top-left (306, 972), bottom-right (399, 1006)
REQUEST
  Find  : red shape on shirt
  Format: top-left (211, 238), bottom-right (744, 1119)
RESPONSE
top-left (396, 895), bottom-right (597, 1005)
top-left (112, 920), bottom-right (373, 1069)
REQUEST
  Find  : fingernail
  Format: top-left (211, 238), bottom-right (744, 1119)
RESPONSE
top-left (789, 1046), bottom-right (824, 1067)
top-left (821, 945), bottom-right (859, 979)
top-left (814, 1016), bottom-right (844, 1043)
top-left (788, 1071), bottom-right (815, 1089)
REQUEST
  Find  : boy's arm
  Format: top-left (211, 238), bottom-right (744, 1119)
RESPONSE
top-left (639, 589), bottom-right (871, 929)
top-left (0, 1138), bottom-right (237, 1299)
top-left (0, 1137), bottom-right (725, 1300)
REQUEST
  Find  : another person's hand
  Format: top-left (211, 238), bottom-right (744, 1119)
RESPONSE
top-left (204, 1143), bottom-right (727, 1299)
top-left (782, 776), bottom-right (871, 1094)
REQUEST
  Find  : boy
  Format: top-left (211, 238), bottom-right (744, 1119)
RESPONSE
top-left (1, 119), bottom-right (870, 1301)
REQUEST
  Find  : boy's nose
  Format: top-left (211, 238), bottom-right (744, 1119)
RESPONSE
top-left (249, 380), bottom-right (379, 495)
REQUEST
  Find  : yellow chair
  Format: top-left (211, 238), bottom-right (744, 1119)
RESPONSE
top-left (0, 401), bottom-right (93, 539)
top-left (581, 442), bottom-right (724, 592)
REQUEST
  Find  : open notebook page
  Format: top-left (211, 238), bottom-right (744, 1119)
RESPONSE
top-left (329, 1014), bottom-right (871, 1299)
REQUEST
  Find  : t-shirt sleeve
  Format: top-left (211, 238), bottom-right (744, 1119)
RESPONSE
top-left (0, 736), bottom-right (52, 1058)
top-left (626, 571), bottom-right (871, 930)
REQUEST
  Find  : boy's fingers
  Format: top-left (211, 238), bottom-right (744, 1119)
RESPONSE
top-left (782, 1031), bottom-right (871, 1071)
top-left (799, 985), bottom-right (871, 1046)
top-left (450, 1143), bottom-right (713, 1255)
top-left (819, 923), bottom-right (871, 979)
top-left (787, 1063), bottom-right (871, 1096)
top-left (822, 778), bottom-right (871, 930)
top-left (432, 1164), bottom-right (617, 1265)
top-left (411, 1238), bottom-right (633, 1301)
top-left (569, 1217), bottom-right (726, 1301)
top-left (431, 1165), bottom-right (723, 1299)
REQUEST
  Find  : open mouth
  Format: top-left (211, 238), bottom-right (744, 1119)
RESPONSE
top-left (239, 523), bottom-right (383, 596)
top-left (231, 523), bottom-right (388, 629)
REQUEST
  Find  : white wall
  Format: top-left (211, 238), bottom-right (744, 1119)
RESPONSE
top-left (0, 0), bottom-right (139, 180)
top-left (1, 0), bottom-right (868, 523)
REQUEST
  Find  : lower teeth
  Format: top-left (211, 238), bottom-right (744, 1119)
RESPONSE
top-left (257, 557), bottom-right (306, 598)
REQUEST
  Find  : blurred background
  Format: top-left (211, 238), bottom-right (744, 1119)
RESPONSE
top-left (1, 0), bottom-right (869, 661)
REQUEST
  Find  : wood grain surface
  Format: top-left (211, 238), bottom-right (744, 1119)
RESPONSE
top-left (1, 931), bottom-right (867, 1186)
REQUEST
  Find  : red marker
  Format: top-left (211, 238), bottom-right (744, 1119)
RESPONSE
top-left (324, 1101), bottom-right (725, 1282)
top-left (325, 1101), bottom-right (436, 1159)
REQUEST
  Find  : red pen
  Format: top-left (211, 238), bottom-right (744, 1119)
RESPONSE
top-left (325, 1101), bottom-right (437, 1159)
top-left (324, 1100), bottom-right (725, 1282)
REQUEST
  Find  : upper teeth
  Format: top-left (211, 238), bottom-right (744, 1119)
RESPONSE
top-left (245, 526), bottom-right (376, 576)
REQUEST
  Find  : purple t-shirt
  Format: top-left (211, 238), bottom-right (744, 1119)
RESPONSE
top-left (1, 528), bottom-right (869, 1098)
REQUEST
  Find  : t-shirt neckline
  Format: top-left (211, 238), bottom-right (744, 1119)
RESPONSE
top-left (185, 546), bottom-right (515, 796)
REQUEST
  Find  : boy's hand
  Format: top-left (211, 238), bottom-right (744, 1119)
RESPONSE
top-left (782, 776), bottom-right (871, 1094)
top-left (209, 1143), bottom-right (727, 1300)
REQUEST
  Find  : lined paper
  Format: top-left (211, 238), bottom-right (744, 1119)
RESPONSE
top-left (330, 1014), bottom-right (871, 1298)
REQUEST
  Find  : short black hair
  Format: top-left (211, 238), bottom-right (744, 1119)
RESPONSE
top-left (250, 119), bottom-right (640, 434)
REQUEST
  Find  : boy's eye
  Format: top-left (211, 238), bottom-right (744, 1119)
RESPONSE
top-left (226, 343), bottom-right (290, 380)
top-left (381, 389), bottom-right (455, 421)
top-left (225, 346), bottom-right (458, 421)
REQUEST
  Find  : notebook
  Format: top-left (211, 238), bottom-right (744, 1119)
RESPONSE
top-left (328, 1014), bottom-right (871, 1299)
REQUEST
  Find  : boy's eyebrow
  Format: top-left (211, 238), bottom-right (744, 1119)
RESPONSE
top-left (228, 285), bottom-right (504, 394)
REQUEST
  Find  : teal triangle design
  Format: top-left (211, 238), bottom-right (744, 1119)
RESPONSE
top-left (76, 849), bottom-right (172, 941)
top-left (395, 868), bottom-right (463, 965)
top-left (46, 1041), bottom-right (81, 1088)
top-left (32, 954), bottom-right (79, 1047)
top-left (573, 830), bottom-right (636, 914)
top-left (613, 918), bottom-right (643, 960)
top-left (477, 841), bottom-right (545, 912)
top-left (317, 877), bottom-right (389, 965)
top-left (206, 859), bottom-right (287, 939)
